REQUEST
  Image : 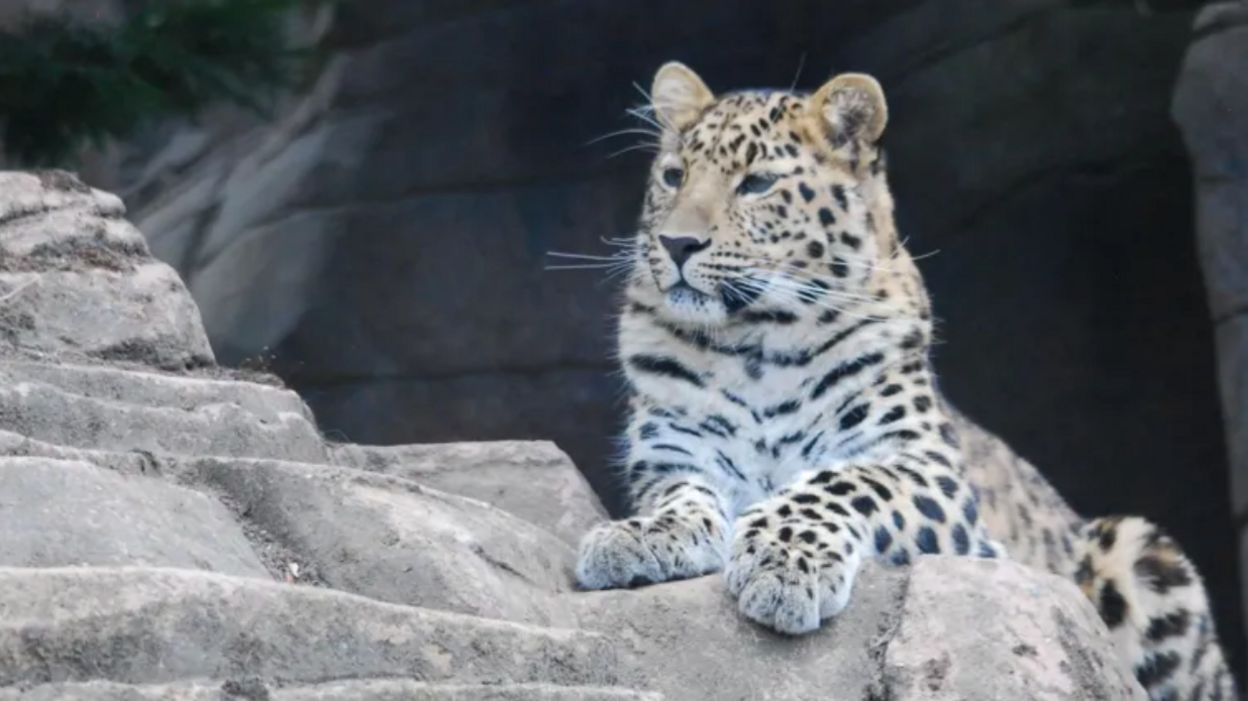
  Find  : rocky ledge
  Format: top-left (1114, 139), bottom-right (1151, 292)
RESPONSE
top-left (0, 171), bottom-right (1146, 700)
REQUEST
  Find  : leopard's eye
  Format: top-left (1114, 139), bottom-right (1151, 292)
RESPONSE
top-left (661, 167), bottom-right (684, 189)
top-left (737, 172), bottom-right (778, 196)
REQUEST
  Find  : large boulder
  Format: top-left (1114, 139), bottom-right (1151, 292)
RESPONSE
top-left (0, 170), bottom-right (1147, 700)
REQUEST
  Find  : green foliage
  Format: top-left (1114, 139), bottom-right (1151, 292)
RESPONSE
top-left (0, 0), bottom-right (327, 167)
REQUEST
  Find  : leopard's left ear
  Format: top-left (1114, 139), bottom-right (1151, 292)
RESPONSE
top-left (651, 61), bottom-right (715, 132)
top-left (811, 73), bottom-right (888, 145)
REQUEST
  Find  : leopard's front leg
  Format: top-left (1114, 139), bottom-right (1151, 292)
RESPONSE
top-left (576, 472), bottom-right (732, 590)
top-left (725, 459), bottom-right (1005, 634)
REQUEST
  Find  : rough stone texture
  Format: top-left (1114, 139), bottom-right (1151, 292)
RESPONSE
top-left (0, 682), bottom-right (664, 701)
top-left (881, 559), bottom-right (1141, 701)
top-left (54, 1), bottom-right (1244, 670)
top-left (181, 455), bottom-right (580, 626)
top-left (0, 169), bottom-right (1147, 699)
top-left (0, 172), bottom-right (214, 370)
top-left (0, 568), bottom-right (631, 690)
top-left (0, 359), bottom-right (325, 462)
top-left (328, 440), bottom-right (609, 547)
top-left (0, 457), bottom-right (267, 578)
top-left (1171, 0), bottom-right (1248, 660)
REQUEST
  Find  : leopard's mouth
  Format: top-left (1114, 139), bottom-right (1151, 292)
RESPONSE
top-left (719, 280), bottom-right (763, 314)
top-left (665, 281), bottom-right (715, 307)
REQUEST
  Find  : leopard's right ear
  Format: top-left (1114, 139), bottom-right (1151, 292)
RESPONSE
top-left (810, 72), bottom-right (888, 146)
top-left (651, 61), bottom-right (714, 132)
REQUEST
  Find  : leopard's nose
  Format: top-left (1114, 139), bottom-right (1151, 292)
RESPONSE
top-left (658, 235), bottom-right (710, 268)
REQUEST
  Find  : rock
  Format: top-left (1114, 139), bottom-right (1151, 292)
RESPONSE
top-left (0, 168), bottom-right (1149, 698)
top-left (881, 558), bottom-right (1145, 701)
top-left (1171, 0), bottom-right (1248, 658)
top-left (0, 681), bottom-right (664, 700)
top-left (0, 172), bottom-right (214, 370)
top-left (263, 683), bottom-right (663, 701)
top-left (573, 560), bottom-right (1146, 701)
top-left (181, 455), bottom-right (579, 626)
top-left (0, 358), bottom-right (325, 462)
top-left (328, 440), bottom-right (608, 547)
top-left (0, 457), bottom-right (267, 578)
top-left (0, 567), bottom-right (634, 690)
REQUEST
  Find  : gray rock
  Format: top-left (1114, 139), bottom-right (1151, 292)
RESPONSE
top-left (0, 681), bottom-right (227, 701)
top-left (0, 429), bottom-right (161, 475)
top-left (0, 567), bottom-right (635, 690)
top-left (571, 566), bottom-right (903, 701)
top-left (0, 359), bottom-right (325, 462)
top-left (270, 682), bottom-right (663, 701)
top-left (0, 457), bottom-right (267, 578)
top-left (328, 440), bottom-right (609, 547)
top-left (881, 558), bottom-right (1146, 701)
top-left (0, 681), bottom-right (663, 701)
top-left (182, 456), bottom-right (578, 627)
top-left (572, 559), bottom-right (1146, 701)
top-left (0, 172), bottom-right (214, 370)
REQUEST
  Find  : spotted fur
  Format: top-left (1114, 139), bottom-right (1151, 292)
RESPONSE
top-left (573, 62), bottom-right (1237, 700)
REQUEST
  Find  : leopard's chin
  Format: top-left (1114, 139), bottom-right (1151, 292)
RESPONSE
top-left (660, 283), bottom-right (729, 327)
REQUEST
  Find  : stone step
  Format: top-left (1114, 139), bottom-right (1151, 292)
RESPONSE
top-left (0, 457), bottom-right (268, 579)
top-left (0, 429), bottom-right (583, 625)
top-left (179, 456), bottom-right (579, 627)
top-left (0, 427), bottom-right (589, 625)
top-left (0, 567), bottom-right (639, 690)
top-left (0, 359), bottom-right (326, 462)
top-left (328, 440), bottom-right (608, 547)
top-left (0, 680), bottom-right (664, 700)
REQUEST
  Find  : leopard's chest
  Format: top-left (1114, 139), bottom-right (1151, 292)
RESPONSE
top-left (692, 361), bottom-right (856, 503)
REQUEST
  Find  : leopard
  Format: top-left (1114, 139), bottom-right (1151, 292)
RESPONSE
top-left (573, 60), bottom-right (1238, 701)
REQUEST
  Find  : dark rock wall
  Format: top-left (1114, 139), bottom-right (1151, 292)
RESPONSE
top-left (74, 0), bottom-right (1243, 679)
top-left (1172, 0), bottom-right (1248, 674)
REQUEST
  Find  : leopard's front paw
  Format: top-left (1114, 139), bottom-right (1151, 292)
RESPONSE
top-left (575, 514), bottom-right (726, 591)
top-left (724, 520), bottom-right (863, 635)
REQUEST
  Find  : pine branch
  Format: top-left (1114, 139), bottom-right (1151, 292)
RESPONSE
top-left (0, 0), bottom-right (328, 167)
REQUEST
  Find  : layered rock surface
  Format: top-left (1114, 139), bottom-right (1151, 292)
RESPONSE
top-left (0, 171), bottom-right (1147, 699)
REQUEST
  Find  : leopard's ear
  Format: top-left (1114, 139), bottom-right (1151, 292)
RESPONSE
top-left (651, 61), bottom-right (714, 132)
top-left (810, 73), bottom-right (888, 145)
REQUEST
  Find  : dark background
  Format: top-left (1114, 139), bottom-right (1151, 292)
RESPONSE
top-left (109, 0), bottom-right (1243, 681)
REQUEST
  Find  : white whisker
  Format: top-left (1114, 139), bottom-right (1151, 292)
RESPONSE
top-left (743, 271), bottom-right (881, 304)
top-left (544, 263), bottom-right (624, 271)
top-left (585, 128), bottom-right (662, 146)
top-left (600, 236), bottom-right (639, 248)
top-left (608, 143), bottom-right (661, 159)
top-left (732, 274), bottom-right (898, 322)
top-left (789, 52), bottom-right (807, 92)
top-left (625, 107), bottom-right (664, 131)
top-left (546, 251), bottom-right (630, 262)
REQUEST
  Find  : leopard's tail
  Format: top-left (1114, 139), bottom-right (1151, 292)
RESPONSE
top-left (1073, 515), bottom-right (1237, 701)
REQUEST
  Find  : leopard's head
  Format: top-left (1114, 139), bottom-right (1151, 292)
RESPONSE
top-left (628, 62), bottom-right (909, 329)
